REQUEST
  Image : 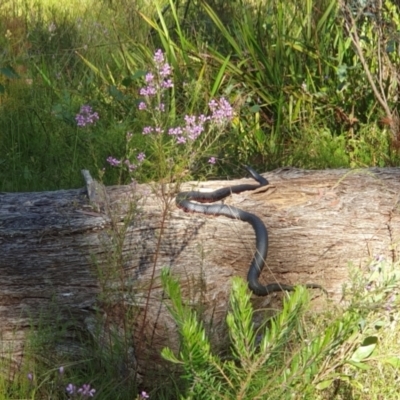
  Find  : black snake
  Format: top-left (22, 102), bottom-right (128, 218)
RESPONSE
top-left (176, 166), bottom-right (325, 296)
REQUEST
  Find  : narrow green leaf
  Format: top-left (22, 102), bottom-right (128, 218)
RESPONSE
top-left (316, 379), bottom-right (334, 390)
top-left (211, 54), bottom-right (231, 97)
top-left (139, 12), bottom-right (159, 32)
top-left (346, 360), bottom-right (371, 370)
top-left (316, 0), bottom-right (337, 33)
top-left (161, 347), bottom-right (182, 364)
top-left (33, 64), bottom-right (53, 88)
top-left (189, 63), bottom-right (206, 112)
top-left (200, 1), bottom-right (242, 56)
top-left (76, 52), bottom-right (108, 84)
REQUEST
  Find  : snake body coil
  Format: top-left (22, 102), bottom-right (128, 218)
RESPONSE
top-left (176, 166), bottom-right (324, 296)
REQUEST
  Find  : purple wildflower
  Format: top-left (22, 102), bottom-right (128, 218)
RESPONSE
top-left (145, 73), bottom-right (154, 83)
top-left (168, 127), bottom-right (183, 136)
top-left (106, 156), bottom-right (121, 166)
top-left (161, 79), bottom-right (173, 88)
top-left (183, 114), bottom-right (206, 140)
top-left (184, 115), bottom-right (196, 125)
top-left (153, 49), bottom-right (164, 64)
top-left (208, 157), bottom-right (216, 164)
top-left (135, 51), bottom-right (235, 155)
top-left (208, 97), bottom-right (234, 125)
top-left (155, 103), bottom-right (165, 112)
top-left (140, 391), bottom-right (150, 399)
top-left (137, 152), bottom-right (146, 162)
top-left (66, 383), bottom-right (76, 395)
top-left (27, 372), bottom-right (33, 381)
top-left (59, 366), bottom-right (64, 375)
top-left (77, 383), bottom-right (96, 397)
top-left (153, 50), bottom-right (172, 78)
top-left (75, 105), bottom-right (99, 127)
top-left (124, 159), bottom-right (137, 171)
top-left (198, 114), bottom-right (209, 124)
top-left (167, 114), bottom-right (207, 143)
top-left (142, 126), bottom-right (153, 135)
top-left (160, 63), bottom-right (171, 77)
top-left (138, 50), bottom-right (173, 110)
top-left (140, 86), bottom-right (157, 96)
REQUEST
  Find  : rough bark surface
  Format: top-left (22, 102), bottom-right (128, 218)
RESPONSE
top-left (1, 167), bottom-right (400, 373)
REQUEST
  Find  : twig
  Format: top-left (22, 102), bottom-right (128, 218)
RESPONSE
top-left (341, 3), bottom-right (393, 122)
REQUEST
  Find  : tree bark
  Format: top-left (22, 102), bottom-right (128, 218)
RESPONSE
top-left (1, 167), bottom-right (399, 374)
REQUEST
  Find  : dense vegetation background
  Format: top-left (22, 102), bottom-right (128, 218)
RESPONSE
top-left (1, 0), bottom-right (400, 192)
top-left (1, 1), bottom-right (400, 399)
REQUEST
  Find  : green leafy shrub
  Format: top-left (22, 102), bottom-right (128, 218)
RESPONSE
top-left (161, 256), bottom-right (400, 399)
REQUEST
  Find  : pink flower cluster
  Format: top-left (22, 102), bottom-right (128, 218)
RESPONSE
top-left (75, 105), bottom-right (99, 127)
top-left (137, 49), bottom-right (234, 145)
top-left (66, 383), bottom-right (96, 397)
top-left (107, 50), bottom-right (233, 175)
top-left (167, 114), bottom-right (208, 144)
top-left (138, 49), bottom-right (173, 111)
top-left (166, 98), bottom-right (233, 145)
top-left (209, 98), bottom-right (234, 123)
top-left (142, 126), bottom-right (162, 135)
top-left (106, 152), bottom-right (146, 170)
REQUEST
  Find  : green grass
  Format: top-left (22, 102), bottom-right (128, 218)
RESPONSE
top-left (1, 0), bottom-right (400, 398)
top-left (1, 0), bottom-right (400, 191)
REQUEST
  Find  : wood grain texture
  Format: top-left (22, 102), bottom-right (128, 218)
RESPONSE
top-left (1, 167), bottom-right (400, 372)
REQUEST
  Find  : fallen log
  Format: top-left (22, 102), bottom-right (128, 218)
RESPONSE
top-left (1, 167), bottom-right (399, 375)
